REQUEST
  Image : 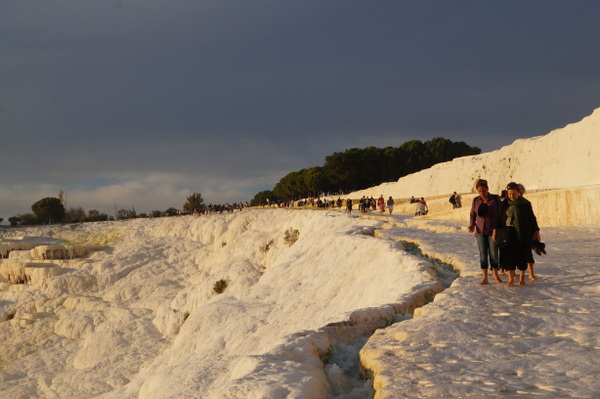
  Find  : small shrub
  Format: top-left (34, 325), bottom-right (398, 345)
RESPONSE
top-left (260, 240), bottom-right (274, 253)
top-left (284, 228), bottom-right (300, 246)
top-left (183, 311), bottom-right (190, 322)
top-left (213, 279), bottom-right (227, 294)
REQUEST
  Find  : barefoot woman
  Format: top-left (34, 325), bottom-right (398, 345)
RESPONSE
top-left (494, 182), bottom-right (541, 287)
top-left (469, 179), bottom-right (503, 285)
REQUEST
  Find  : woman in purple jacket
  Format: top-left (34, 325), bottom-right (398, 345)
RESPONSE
top-left (469, 179), bottom-right (502, 285)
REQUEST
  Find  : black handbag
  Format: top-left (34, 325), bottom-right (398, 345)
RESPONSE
top-left (496, 227), bottom-right (511, 248)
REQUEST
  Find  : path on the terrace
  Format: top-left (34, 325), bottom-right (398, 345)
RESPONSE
top-left (358, 213), bottom-right (600, 398)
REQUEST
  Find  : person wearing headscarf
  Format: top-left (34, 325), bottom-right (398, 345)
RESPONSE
top-left (493, 182), bottom-right (540, 287)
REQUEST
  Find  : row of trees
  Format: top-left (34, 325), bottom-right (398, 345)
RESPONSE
top-left (253, 137), bottom-right (481, 204)
top-left (5, 193), bottom-right (207, 227)
top-left (4, 138), bottom-right (480, 223)
top-left (8, 197), bottom-right (113, 226)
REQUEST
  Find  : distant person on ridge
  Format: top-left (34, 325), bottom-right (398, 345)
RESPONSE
top-left (415, 197), bottom-right (428, 216)
top-left (493, 182), bottom-right (541, 287)
top-left (450, 191), bottom-right (462, 209)
top-left (377, 195), bottom-right (385, 213)
top-left (359, 196), bottom-right (367, 213)
top-left (449, 192), bottom-right (457, 208)
top-left (346, 199), bottom-right (353, 215)
top-left (468, 179), bottom-right (502, 285)
top-left (386, 196), bottom-right (395, 215)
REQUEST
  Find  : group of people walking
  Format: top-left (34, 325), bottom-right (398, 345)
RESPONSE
top-left (468, 179), bottom-right (542, 287)
top-left (345, 195), bottom-right (395, 215)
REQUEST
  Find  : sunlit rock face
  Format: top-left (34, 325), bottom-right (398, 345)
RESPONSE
top-left (30, 245), bottom-right (90, 260)
top-left (0, 261), bottom-right (62, 285)
top-left (0, 237), bottom-right (56, 258)
top-left (0, 210), bottom-right (447, 399)
top-left (0, 239), bottom-right (103, 289)
top-left (24, 263), bottom-right (64, 285)
top-left (347, 107), bottom-right (600, 227)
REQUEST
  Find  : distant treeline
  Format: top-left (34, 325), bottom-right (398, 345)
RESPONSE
top-left (5, 193), bottom-right (208, 226)
top-left (253, 137), bottom-right (480, 204)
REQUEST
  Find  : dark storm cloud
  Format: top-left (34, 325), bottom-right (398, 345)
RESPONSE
top-left (1, 0), bottom-right (599, 218)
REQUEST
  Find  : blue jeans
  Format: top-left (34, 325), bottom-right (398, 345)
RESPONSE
top-left (476, 234), bottom-right (499, 269)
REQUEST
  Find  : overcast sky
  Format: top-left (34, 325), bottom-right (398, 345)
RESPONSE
top-left (1, 0), bottom-right (599, 219)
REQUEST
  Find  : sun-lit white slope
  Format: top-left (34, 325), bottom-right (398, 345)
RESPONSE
top-left (0, 209), bottom-right (442, 398)
top-left (97, 209), bottom-right (441, 399)
top-left (360, 222), bottom-right (600, 399)
top-left (0, 213), bottom-right (291, 398)
top-left (351, 106), bottom-right (600, 200)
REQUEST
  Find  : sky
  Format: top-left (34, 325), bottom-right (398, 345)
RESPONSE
top-left (1, 0), bottom-right (600, 219)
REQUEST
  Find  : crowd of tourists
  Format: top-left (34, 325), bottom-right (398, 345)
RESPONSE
top-left (197, 202), bottom-right (250, 214)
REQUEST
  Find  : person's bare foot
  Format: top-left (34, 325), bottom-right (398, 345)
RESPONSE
top-left (478, 279), bottom-right (489, 285)
top-left (527, 264), bottom-right (536, 281)
top-left (492, 269), bottom-right (502, 283)
top-left (505, 280), bottom-right (514, 287)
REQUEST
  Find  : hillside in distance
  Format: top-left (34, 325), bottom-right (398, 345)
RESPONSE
top-left (352, 106), bottom-right (600, 200)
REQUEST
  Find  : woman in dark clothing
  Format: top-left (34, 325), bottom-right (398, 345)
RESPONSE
top-left (517, 183), bottom-right (538, 281)
top-left (494, 182), bottom-right (541, 287)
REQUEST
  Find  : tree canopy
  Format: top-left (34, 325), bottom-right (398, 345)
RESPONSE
top-left (183, 193), bottom-right (205, 213)
top-left (252, 190), bottom-right (275, 206)
top-left (262, 137), bottom-right (480, 202)
top-left (31, 197), bottom-right (65, 224)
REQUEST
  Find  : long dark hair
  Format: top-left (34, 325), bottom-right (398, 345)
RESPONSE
top-left (475, 179), bottom-right (488, 189)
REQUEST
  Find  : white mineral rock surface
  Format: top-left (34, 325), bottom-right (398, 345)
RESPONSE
top-left (0, 108), bottom-right (598, 398)
top-left (352, 107), bottom-right (600, 200)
